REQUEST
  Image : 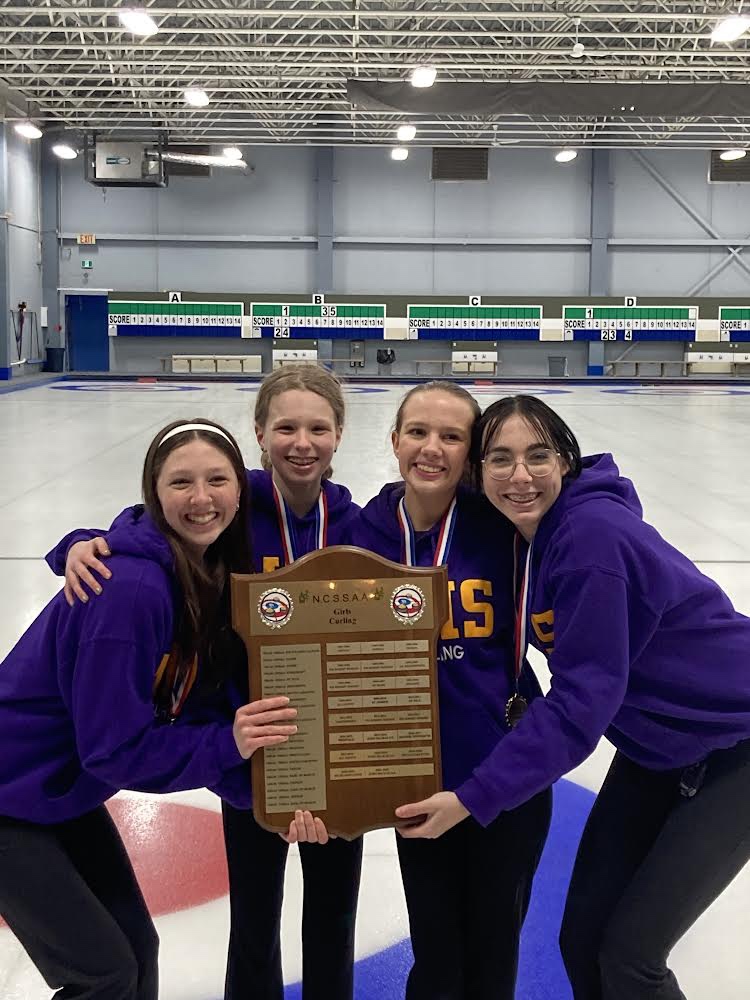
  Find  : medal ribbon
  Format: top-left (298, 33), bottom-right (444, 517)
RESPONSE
top-left (513, 533), bottom-right (534, 688)
top-left (153, 650), bottom-right (199, 720)
top-left (397, 495), bottom-right (457, 567)
top-left (272, 480), bottom-right (328, 565)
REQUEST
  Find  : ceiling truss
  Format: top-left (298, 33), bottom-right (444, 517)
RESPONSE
top-left (1, 1), bottom-right (748, 148)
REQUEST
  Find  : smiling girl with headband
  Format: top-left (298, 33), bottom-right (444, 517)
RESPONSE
top-left (46, 366), bottom-right (363, 1000)
top-left (0, 418), bottom-right (296, 1000)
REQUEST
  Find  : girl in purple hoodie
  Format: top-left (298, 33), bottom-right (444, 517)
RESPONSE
top-left (470, 394), bottom-right (750, 1000)
top-left (348, 382), bottom-right (552, 1000)
top-left (0, 419), bottom-right (297, 1000)
top-left (48, 366), bottom-right (362, 1000)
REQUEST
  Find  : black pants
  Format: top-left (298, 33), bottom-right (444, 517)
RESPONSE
top-left (560, 740), bottom-right (750, 1000)
top-left (0, 806), bottom-right (158, 1000)
top-left (222, 802), bottom-right (363, 1000)
top-left (396, 788), bottom-right (553, 1000)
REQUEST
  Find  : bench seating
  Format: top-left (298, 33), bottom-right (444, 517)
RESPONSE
top-left (451, 350), bottom-right (499, 375)
top-left (608, 359), bottom-right (683, 377)
top-left (684, 351), bottom-right (750, 374)
top-left (161, 354), bottom-right (262, 374)
top-left (272, 348), bottom-right (318, 368)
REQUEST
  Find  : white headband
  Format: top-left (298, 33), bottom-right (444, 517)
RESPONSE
top-left (157, 423), bottom-right (237, 451)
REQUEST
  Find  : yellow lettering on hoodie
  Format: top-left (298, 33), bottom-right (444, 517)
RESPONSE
top-left (531, 609), bottom-right (555, 653)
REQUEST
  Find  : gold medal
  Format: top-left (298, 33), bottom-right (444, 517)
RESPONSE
top-left (505, 693), bottom-right (529, 729)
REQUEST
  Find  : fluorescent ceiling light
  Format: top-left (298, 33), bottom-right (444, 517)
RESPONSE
top-left (710, 16), bottom-right (750, 42)
top-left (162, 151), bottom-right (247, 169)
top-left (118, 8), bottom-right (159, 37)
top-left (183, 88), bottom-right (210, 108)
top-left (720, 148), bottom-right (747, 161)
top-left (14, 121), bottom-right (42, 139)
top-left (410, 66), bottom-right (437, 88)
top-left (390, 147), bottom-right (409, 161)
top-left (222, 146), bottom-right (243, 160)
top-left (52, 143), bottom-right (77, 159)
top-left (555, 149), bottom-right (578, 163)
top-left (396, 124), bottom-right (417, 142)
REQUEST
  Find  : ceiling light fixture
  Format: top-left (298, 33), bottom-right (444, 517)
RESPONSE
top-left (162, 151), bottom-right (247, 169)
top-left (14, 121), bottom-right (42, 139)
top-left (720, 148), bottom-right (747, 161)
top-left (52, 143), bottom-right (78, 159)
top-left (222, 146), bottom-right (243, 160)
top-left (571, 18), bottom-right (585, 58)
top-left (410, 66), bottom-right (437, 88)
top-left (555, 149), bottom-right (578, 163)
top-left (711, 15), bottom-right (750, 43)
top-left (391, 147), bottom-right (409, 161)
top-left (183, 88), bottom-right (210, 108)
top-left (397, 124), bottom-right (417, 142)
top-left (118, 8), bottom-right (159, 37)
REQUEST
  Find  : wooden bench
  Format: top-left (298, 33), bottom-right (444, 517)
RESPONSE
top-left (272, 348), bottom-right (318, 368)
top-left (607, 359), bottom-right (683, 377)
top-left (160, 354), bottom-right (262, 374)
top-left (451, 350), bottom-right (499, 376)
top-left (684, 350), bottom-right (750, 375)
top-left (414, 358), bottom-right (454, 376)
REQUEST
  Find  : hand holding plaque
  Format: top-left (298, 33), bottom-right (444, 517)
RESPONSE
top-left (231, 546), bottom-right (448, 840)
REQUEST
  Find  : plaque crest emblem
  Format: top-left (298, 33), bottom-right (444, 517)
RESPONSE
top-left (258, 588), bottom-right (294, 629)
top-left (390, 584), bottom-right (426, 624)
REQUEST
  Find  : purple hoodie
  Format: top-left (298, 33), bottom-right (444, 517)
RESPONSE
top-left (245, 468), bottom-right (359, 572)
top-left (1, 507), bottom-right (245, 825)
top-left (459, 453), bottom-right (750, 826)
top-left (44, 468), bottom-right (359, 810)
top-left (347, 483), bottom-right (540, 802)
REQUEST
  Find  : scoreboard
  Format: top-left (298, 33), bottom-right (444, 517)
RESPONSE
top-left (251, 302), bottom-right (386, 339)
top-left (563, 305), bottom-right (697, 341)
top-left (718, 307), bottom-right (750, 342)
top-left (408, 304), bottom-right (542, 340)
top-left (108, 300), bottom-right (244, 337)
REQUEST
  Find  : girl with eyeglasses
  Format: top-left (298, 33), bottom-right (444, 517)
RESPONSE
top-left (471, 394), bottom-right (750, 1000)
top-left (0, 419), bottom-right (297, 1000)
top-left (349, 382), bottom-right (552, 1000)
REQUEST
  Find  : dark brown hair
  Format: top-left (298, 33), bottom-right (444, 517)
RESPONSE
top-left (472, 395), bottom-right (582, 487)
top-left (254, 363), bottom-right (345, 481)
top-left (142, 419), bottom-right (252, 704)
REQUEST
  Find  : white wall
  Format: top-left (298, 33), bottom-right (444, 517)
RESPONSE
top-left (6, 129), bottom-right (42, 362)
top-left (53, 145), bottom-right (750, 299)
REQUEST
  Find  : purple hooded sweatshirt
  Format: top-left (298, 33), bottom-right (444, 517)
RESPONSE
top-left (1, 507), bottom-right (245, 825)
top-left (458, 453), bottom-right (750, 827)
top-left (347, 482), bottom-right (541, 803)
top-left (44, 469), bottom-right (359, 810)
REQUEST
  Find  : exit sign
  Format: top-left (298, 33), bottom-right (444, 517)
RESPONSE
top-left (81, 259), bottom-right (93, 269)
top-left (77, 233), bottom-right (96, 245)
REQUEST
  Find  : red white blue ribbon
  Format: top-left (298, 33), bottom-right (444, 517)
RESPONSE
top-left (397, 495), bottom-right (457, 567)
top-left (272, 480), bottom-right (328, 565)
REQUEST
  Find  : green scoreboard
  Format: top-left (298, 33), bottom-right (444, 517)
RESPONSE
top-left (563, 305), bottom-right (697, 341)
top-left (408, 304), bottom-right (542, 340)
top-left (251, 302), bottom-right (386, 339)
top-left (718, 307), bottom-right (750, 342)
top-left (108, 300), bottom-right (244, 337)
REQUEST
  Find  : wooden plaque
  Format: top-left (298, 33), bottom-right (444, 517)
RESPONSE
top-left (231, 546), bottom-right (448, 840)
